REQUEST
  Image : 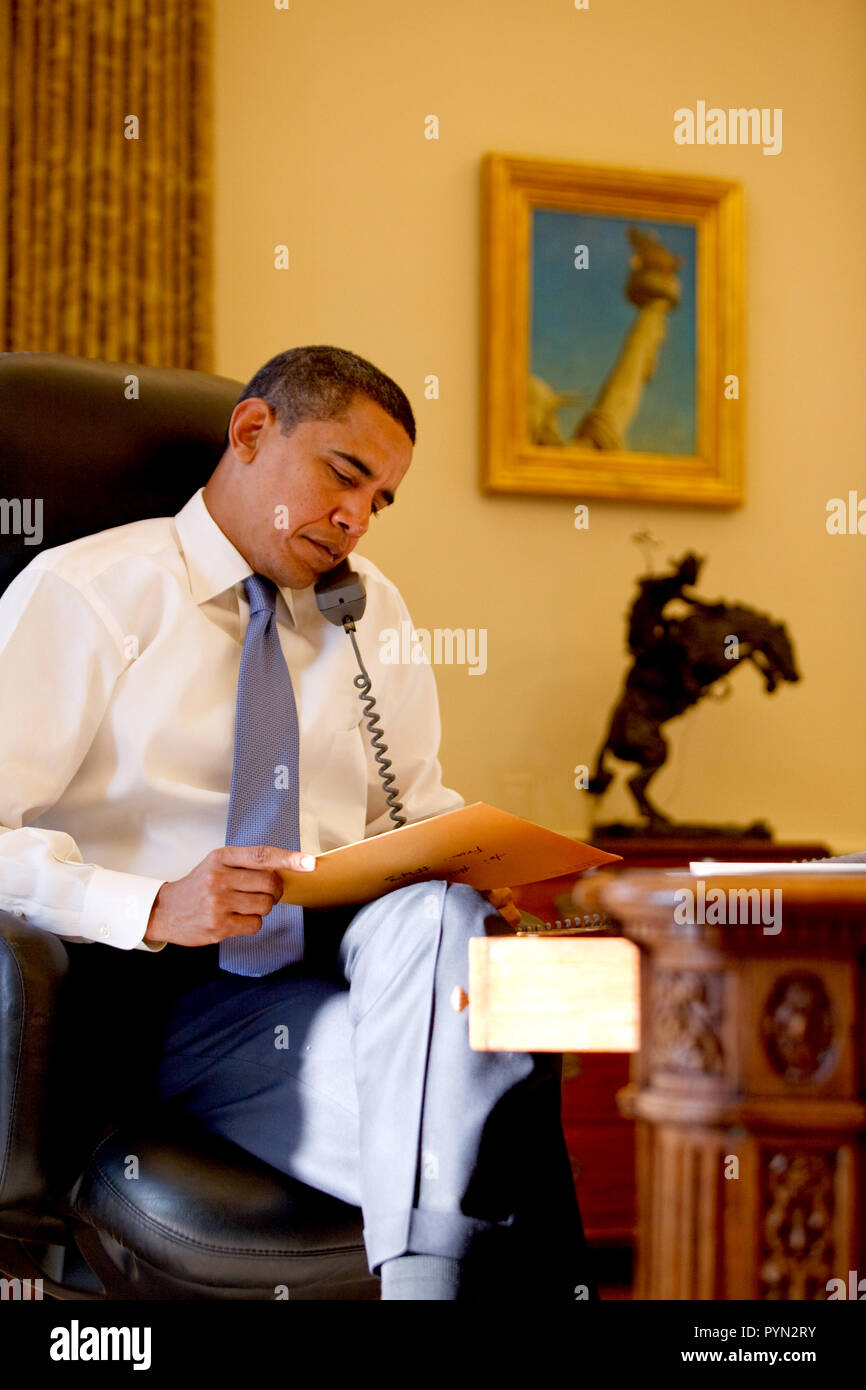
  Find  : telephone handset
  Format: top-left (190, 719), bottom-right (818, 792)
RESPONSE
top-left (314, 560), bottom-right (406, 829)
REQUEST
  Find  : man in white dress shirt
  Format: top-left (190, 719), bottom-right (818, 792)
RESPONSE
top-left (0, 346), bottom-right (595, 1301)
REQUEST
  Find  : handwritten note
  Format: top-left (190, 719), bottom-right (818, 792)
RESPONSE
top-left (276, 801), bottom-right (621, 908)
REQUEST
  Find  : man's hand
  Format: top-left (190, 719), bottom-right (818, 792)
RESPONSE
top-left (144, 845), bottom-right (316, 947)
top-left (481, 886), bottom-right (522, 929)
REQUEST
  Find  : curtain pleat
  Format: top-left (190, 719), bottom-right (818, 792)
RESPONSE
top-left (0, 1), bottom-right (12, 341)
top-left (0, 0), bottom-right (213, 368)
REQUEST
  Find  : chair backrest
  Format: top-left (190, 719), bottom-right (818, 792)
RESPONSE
top-left (0, 352), bottom-right (243, 595)
top-left (0, 353), bottom-right (245, 1206)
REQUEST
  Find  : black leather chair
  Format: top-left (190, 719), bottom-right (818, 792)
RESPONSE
top-left (0, 352), bottom-right (380, 1299)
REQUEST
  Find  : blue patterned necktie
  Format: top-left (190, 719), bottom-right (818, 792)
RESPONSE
top-left (218, 573), bottom-right (304, 975)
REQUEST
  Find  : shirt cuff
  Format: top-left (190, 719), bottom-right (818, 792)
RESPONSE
top-left (80, 866), bottom-right (168, 952)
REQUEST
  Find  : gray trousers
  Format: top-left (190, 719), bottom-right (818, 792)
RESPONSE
top-left (152, 879), bottom-right (595, 1295)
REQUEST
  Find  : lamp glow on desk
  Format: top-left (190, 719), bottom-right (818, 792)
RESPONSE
top-left (467, 936), bottom-right (640, 1053)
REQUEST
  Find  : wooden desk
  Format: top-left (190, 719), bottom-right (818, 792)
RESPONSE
top-left (470, 869), bottom-right (866, 1299)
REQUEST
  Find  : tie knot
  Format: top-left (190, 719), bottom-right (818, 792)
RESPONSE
top-left (244, 573), bottom-right (278, 616)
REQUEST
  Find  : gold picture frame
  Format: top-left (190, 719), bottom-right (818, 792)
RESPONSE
top-left (480, 153), bottom-right (744, 506)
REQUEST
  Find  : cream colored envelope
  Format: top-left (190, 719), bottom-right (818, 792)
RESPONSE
top-left (277, 801), bottom-right (621, 908)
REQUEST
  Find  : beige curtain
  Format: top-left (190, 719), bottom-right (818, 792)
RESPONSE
top-left (0, 0), bottom-right (213, 368)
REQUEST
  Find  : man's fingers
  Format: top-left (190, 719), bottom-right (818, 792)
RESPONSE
top-left (484, 887), bottom-right (511, 907)
top-left (222, 845), bottom-right (316, 872)
top-left (224, 890), bottom-right (280, 918)
top-left (222, 845), bottom-right (317, 870)
top-left (480, 886), bottom-right (522, 927)
top-left (225, 912), bottom-right (266, 936)
top-left (222, 867), bottom-right (293, 900)
top-left (216, 849), bottom-right (316, 911)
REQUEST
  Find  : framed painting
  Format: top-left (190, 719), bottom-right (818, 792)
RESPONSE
top-left (480, 153), bottom-right (744, 506)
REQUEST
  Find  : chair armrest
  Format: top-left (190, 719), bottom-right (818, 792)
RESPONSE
top-left (0, 914), bottom-right (69, 1209)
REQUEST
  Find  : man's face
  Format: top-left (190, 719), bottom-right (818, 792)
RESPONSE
top-left (211, 392), bottom-right (413, 589)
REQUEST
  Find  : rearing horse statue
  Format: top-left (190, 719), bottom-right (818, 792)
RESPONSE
top-left (588, 553), bottom-right (800, 826)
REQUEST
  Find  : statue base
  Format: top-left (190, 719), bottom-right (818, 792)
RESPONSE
top-left (593, 819), bottom-right (773, 841)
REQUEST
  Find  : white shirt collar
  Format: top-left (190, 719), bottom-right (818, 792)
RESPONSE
top-left (174, 486), bottom-right (297, 623)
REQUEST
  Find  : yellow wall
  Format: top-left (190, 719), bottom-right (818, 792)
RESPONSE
top-left (213, 0), bottom-right (866, 850)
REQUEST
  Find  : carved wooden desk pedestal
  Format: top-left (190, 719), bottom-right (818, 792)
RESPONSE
top-left (585, 871), bottom-right (866, 1301)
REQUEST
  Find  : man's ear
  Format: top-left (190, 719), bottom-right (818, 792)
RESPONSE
top-left (228, 397), bottom-right (273, 463)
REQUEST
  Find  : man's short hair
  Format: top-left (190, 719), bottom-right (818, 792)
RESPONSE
top-left (223, 345), bottom-right (416, 453)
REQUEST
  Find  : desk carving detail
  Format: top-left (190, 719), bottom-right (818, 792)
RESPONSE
top-left (761, 973), bottom-right (836, 1084)
top-left (651, 969), bottom-right (725, 1075)
top-left (759, 1151), bottom-right (836, 1300)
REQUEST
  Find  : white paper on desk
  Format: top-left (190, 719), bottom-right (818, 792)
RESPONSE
top-left (688, 861), bottom-right (866, 875)
top-left (276, 801), bottom-right (621, 908)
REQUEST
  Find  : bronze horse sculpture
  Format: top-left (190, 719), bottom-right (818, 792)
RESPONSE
top-left (588, 553), bottom-right (800, 827)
